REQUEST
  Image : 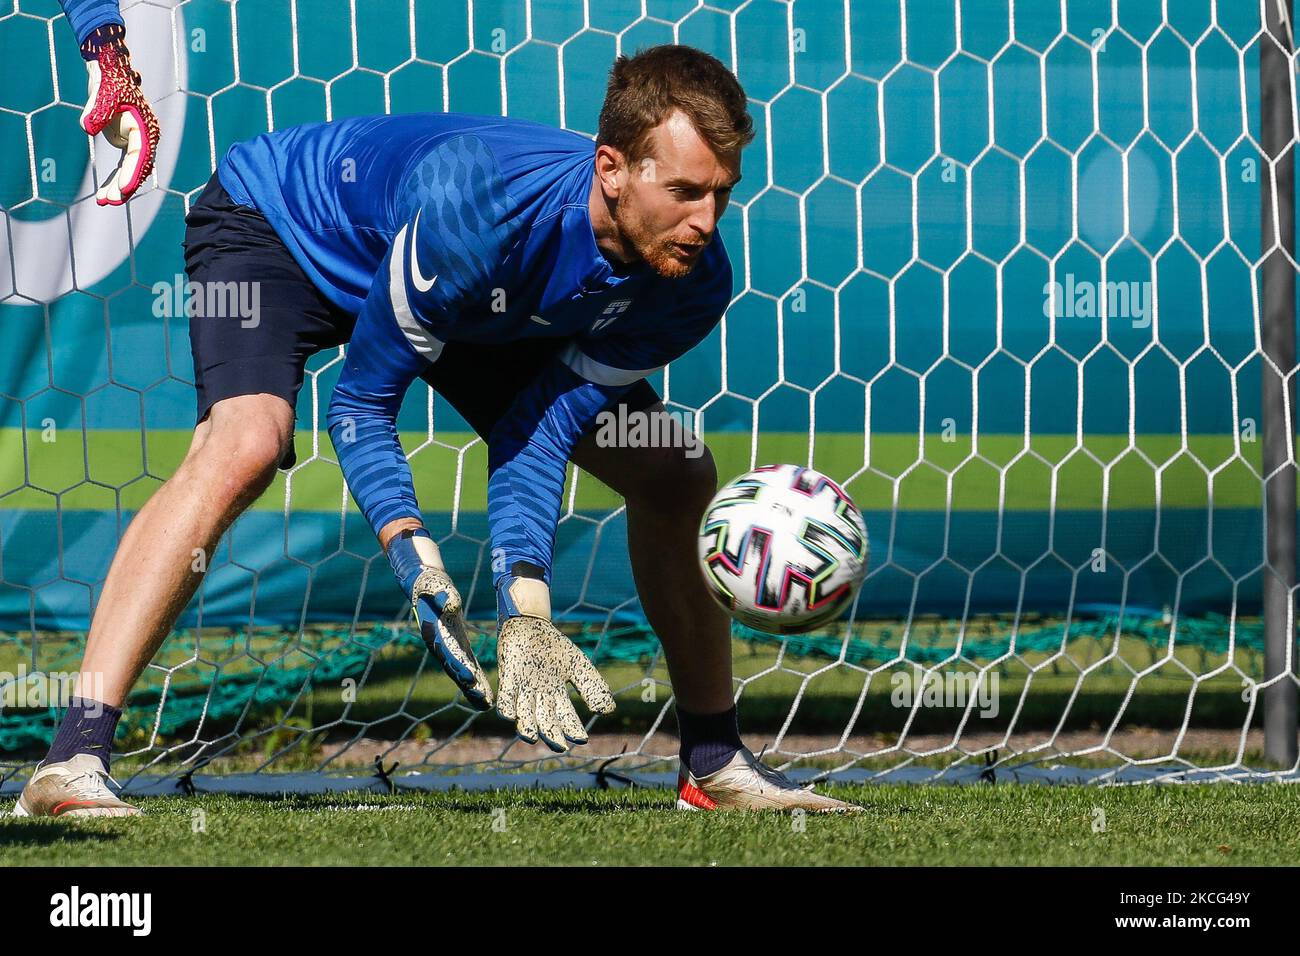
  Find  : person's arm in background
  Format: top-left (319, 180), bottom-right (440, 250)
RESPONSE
top-left (58, 0), bottom-right (162, 205)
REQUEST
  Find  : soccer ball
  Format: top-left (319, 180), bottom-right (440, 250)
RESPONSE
top-left (697, 464), bottom-right (869, 634)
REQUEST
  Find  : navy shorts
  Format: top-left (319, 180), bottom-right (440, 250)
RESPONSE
top-left (182, 173), bottom-right (660, 467)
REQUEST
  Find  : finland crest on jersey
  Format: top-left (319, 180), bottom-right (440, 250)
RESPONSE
top-left (591, 297), bottom-right (632, 332)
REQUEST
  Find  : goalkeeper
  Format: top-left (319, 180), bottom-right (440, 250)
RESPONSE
top-left (322, 52), bottom-right (855, 812)
top-left (15, 45), bottom-right (857, 816)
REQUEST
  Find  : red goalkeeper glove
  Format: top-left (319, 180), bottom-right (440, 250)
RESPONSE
top-left (79, 22), bottom-right (161, 206)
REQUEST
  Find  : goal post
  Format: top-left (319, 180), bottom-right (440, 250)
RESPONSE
top-left (1260, 0), bottom-right (1300, 768)
top-left (1, 0), bottom-right (1299, 793)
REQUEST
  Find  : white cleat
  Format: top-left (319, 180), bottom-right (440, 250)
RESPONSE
top-left (677, 747), bottom-right (863, 813)
top-left (11, 753), bottom-right (140, 818)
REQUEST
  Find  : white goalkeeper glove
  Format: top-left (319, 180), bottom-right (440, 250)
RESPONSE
top-left (387, 529), bottom-right (493, 710)
top-left (494, 573), bottom-right (616, 752)
top-left (79, 23), bottom-right (161, 206)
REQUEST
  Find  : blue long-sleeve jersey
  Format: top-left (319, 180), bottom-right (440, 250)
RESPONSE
top-left (217, 113), bottom-right (732, 587)
top-left (58, 0), bottom-right (123, 44)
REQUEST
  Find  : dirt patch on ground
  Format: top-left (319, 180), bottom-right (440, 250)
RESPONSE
top-left (314, 727), bottom-right (1265, 769)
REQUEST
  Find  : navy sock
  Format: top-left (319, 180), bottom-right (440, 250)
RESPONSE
top-left (677, 704), bottom-right (743, 777)
top-left (45, 696), bottom-right (122, 770)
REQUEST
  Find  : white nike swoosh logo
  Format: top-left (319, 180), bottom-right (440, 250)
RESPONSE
top-left (390, 225), bottom-right (445, 361)
top-left (408, 208), bottom-right (438, 293)
top-left (530, 314), bottom-right (550, 325)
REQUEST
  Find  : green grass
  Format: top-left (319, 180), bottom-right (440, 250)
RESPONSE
top-left (0, 620), bottom-right (1272, 763)
top-left (0, 427), bottom-right (1283, 511)
top-left (2, 783), bottom-right (1297, 866)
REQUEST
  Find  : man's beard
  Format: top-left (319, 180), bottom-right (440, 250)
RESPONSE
top-left (613, 203), bottom-right (704, 279)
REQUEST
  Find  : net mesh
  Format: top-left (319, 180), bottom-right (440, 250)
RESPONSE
top-left (0, 0), bottom-right (1298, 789)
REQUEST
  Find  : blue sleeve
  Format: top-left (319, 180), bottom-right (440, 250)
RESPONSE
top-left (327, 223), bottom-right (454, 534)
top-left (486, 366), bottom-right (631, 586)
top-left (59, 0), bottom-right (123, 44)
top-left (328, 134), bottom-right (512, 535)
top-left (486, 260), bottom-right (733, 587)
